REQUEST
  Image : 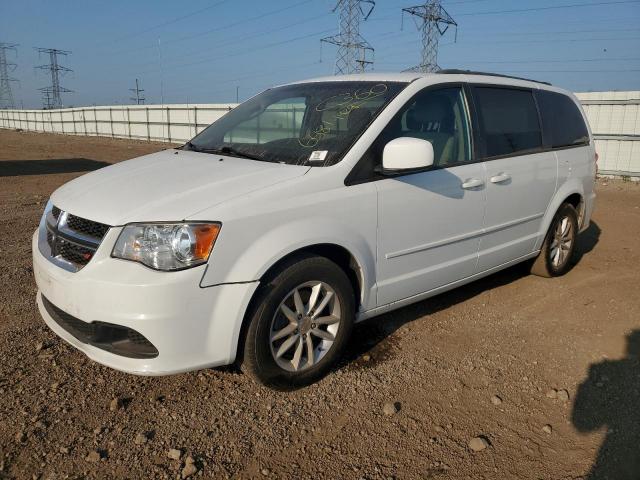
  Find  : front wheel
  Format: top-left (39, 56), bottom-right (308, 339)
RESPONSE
top-left (240, 254), bottom-right (355, 390)
top-left (530, 203), bottom-right (579, 278)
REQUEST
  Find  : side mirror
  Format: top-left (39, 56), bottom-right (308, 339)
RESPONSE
top-left (382, 137), bottom-right (434, 173)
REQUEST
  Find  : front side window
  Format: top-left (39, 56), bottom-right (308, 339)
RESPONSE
top-left (394, 87), bottom-right (472, 167)
top-left (536, 90), bottom-right (589, 148)
top-left (473, 87), bottom-right (542, 158)
top-left (187, 81), bottom-right (406, 167)
top-left (347, 86), bottom-right (472, 183)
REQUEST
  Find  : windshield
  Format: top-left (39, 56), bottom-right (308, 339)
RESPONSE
top-left (186, 81), bottom-right (407, 166)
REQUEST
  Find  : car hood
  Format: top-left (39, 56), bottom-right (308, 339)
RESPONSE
top-left (50, 149), bottom-right (310, 225)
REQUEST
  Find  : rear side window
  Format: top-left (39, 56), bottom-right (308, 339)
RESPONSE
top-left (536, 90), bottom-right (589, 148)
top-left (473, 87), bottom-right (542, 158)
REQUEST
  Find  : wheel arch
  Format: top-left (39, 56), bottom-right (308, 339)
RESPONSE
top-left (536, 183), bottom-right (585, 251)
top-left (256, 243), bottom-right (365, 312)
top-left (233, 242), bottom-right (367, 366)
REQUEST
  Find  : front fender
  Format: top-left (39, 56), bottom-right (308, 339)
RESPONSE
top-left (200, 218), bottom-right (377, 311)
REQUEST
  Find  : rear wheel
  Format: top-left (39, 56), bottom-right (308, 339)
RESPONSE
top-left (530, 203), bottom-right (579, 277)
top-left (240, 254), bottom-right (355, 390)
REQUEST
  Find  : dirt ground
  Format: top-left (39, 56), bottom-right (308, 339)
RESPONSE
top-left (0, 129), bottom-right (639, 480)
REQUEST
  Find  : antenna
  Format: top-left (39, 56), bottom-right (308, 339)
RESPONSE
top-left (0, 43), bottom-right (19, 109)
top-left (402, 0), bottom-right (457, 73)
top-left (35, 47), bottom-right (73, 109)
top-left (321, 0), bottom-right (376, 75)
top-left (129, 78), bottom-right (145, 105)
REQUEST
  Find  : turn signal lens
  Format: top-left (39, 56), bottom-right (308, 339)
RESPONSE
top-left (194, 224), bottom-right (221, 259)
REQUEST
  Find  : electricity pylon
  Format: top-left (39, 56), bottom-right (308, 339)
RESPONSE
top-left (129, 78), bottom-right (145, 105)
top-left (321, 0), bottom-right (375, 75)
top-left (35, 47), bottom-right (72, 109)
top-left (0, 43), bottom-right (18, 109)
top-left (402, 0), bottom-right (457, 73)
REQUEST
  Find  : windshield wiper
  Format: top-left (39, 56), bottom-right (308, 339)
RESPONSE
top-left (216, 146), bottom-right (263, 161)
top-left (183, 142), bottom-right (265, 161)
top-left (190, 145), bottom-right (263, 160)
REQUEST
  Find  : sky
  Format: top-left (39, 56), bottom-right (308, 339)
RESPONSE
top-left (1, 0), bottom-right (639, 108)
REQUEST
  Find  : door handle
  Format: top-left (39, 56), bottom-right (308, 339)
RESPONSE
top-left (490, 173), bottom-right (511, 184)
top-left (461, 178), bottom-right (484, 189)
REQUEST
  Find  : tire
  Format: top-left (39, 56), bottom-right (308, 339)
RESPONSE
top-left (240, 254), bottom-right (355, 390)
top-left (530, 203), bottom-right (579, 278)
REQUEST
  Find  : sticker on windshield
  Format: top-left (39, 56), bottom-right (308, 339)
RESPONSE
top-left (308, 150), bottom-right (328, 162)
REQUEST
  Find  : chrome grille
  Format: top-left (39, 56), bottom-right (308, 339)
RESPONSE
top-left (39, 205), bottom-right (111, 272)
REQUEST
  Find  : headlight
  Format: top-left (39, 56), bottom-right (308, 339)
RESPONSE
top-left (112, 223), bottom-right (221, 271)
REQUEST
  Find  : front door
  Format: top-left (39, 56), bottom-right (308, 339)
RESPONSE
top-left (374, 85), bottom-right (486, 306)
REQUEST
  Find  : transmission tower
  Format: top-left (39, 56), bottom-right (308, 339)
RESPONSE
top-left (321, 0), bottom-right (375, 75)
top-left (0, 43), bottom-right (18, 109)
top-left (35, 47), bottom-right (72, 109)
top-left (41, 89), bottom-right (53, 110)
top-left (129, 78), bottom-right (145, 105)
top-left (402, 0), bottom-right (457, 73)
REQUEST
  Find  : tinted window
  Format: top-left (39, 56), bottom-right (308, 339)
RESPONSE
top-left (473, 87), bottom-right (542, 158)
top-left (536, 90), bottom-right (589, 148)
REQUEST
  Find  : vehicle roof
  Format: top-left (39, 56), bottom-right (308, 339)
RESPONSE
top-left (287, 72), bottom-right (425, 84)
top-left (284, 71), bottom-right (569, 95)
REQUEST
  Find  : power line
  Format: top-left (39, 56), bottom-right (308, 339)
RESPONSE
top-left (151, 0), bottom-right (314, 50)
top-left (129, 78), bottom-right (145, 104)
top-left (321, 0), bottom-right (376, 74)
top-left (402, 1), bottom-right (457, 72)
top-left (143, 27), bottom-right (335, 75)
top-left (375, 33), bottom-right (640, 56)
top-left (109, 0), bottom-right (232, 44)
top-left (454, 0), bottom-right (640, 16)
top-left (117, 12), bottom-right (330, 72)
top-left (0, 43), bottom-right (19, 109)
top-left (377, 56), bottom-right (640, 66)
top-left (35, 47), bottom-right (73, 109)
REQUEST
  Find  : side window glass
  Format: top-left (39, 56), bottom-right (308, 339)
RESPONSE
top-left (536, 90), bottom-right (589, 148)
top-left (473, 87), bottom-right (542, 158)
top-left (397, 87), bottom-right (472, 167)
top-left (346, 86), bottom-right (473, 184)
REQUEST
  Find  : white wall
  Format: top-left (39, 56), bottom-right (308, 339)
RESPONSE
top-left (575, 91), bottom-right (640, 177)
top-left (1, 92), bottom-right (639, 176)
top-left (0, 104), bottom-right (238, 143)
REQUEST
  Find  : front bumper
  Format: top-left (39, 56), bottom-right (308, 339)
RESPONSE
top-left (33, 228), bottom-right (259, 375)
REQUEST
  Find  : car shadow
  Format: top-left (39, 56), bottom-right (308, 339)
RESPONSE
top-left (573, 221), bottom-right (601, 264)
top-left (571, 330), bottom-right (640, 479)
top-left (340, 261), bottom-right (530, 370)
top-left (0, 158), bottom-right (111, 177)
top-left (341, 221), bottom-right (601, 370)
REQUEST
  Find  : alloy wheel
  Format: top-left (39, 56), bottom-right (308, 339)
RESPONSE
top-left (269, 281), bottom-right (342, 372)
top-left (550, 215), bottom-right (574, 269)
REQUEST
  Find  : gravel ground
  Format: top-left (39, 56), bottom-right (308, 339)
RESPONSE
top-left (1, 129), bottom-right (639, 480)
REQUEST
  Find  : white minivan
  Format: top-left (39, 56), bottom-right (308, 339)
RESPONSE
top-left (33, 71), bottom-right (596, 389)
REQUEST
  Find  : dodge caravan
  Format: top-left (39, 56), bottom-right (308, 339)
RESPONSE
top-left (33, 71), bottom-right (596, 389)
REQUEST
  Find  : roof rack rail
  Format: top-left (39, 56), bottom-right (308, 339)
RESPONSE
top-left (437, 69), bottom-right (552, 86)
